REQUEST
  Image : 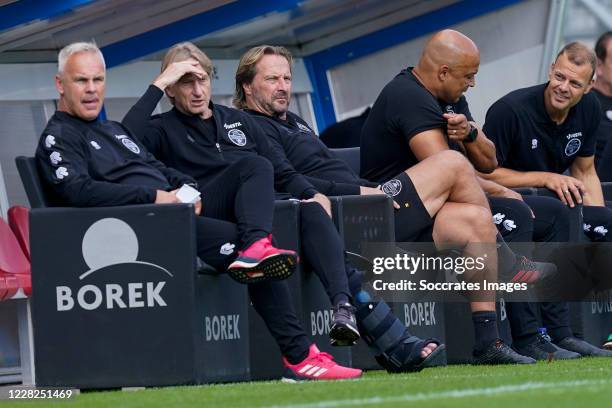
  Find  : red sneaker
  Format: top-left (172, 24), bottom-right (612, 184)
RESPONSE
top-left (281, 344), bottom-right (362, 382)
top-left (227, 235), bottom-right (298, 284)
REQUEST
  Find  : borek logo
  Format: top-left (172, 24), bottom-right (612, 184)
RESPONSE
top-left (205, 314), bottom-right (241, 341)
top-left (310, 309), bottom-right (333, 336)
top-left (404, 302), bottom-right (437, 327)
top-left (56, 218), bottom-right (171, 312)
top-left (531, 139), bottom-right (538, 149)
top-left (228, 128), bottom-right (247, 146)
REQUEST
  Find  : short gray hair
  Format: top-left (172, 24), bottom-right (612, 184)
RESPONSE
top-left (58, 42), bottom-right (106, 74)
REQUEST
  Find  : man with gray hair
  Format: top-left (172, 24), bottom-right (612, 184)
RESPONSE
top-left (36, 43), bottom-right (360, 382)
top-left (38, 41), bottom-right (298, 283)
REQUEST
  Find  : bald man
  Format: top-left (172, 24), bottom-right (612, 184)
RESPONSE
top-left (361, 30), bottom-right (587, 361)
top-left (360, 29), bottom-right (573, 363)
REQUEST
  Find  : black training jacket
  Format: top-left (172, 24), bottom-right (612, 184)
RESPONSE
top-left (123, 86), bottom-right (317, 199)
top-left (244, 109), bottom-right (376, 196)
top-left (36, 111), bottom-right (194, 207)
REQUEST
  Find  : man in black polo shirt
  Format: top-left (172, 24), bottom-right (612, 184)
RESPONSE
top-left (360, 30), bottom-right (585, 361)
top-left (483, 42), bottom-right (612, 357)
top-left (593, 31), bottom-right (612, 182)
top-left (236, 43), bottom-right (542, 365)
top-left (483, 42), bottom-right (612, 243)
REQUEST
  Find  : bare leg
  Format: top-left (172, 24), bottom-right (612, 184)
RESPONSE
top-left (406, 150), bottom-right (490, 217)
top-left (432, 202), bottom-right (497, 312)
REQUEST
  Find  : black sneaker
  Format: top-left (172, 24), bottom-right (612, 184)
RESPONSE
top-left (514, 333), bottom-right (580, 360)
top-left (555, 336), bottom-right (612, 357)
top-left (330, 303), bottom-right (360, 347)
top-left (473, 339), bottom-right (536, 365)
top-left (501, 256), bottom-right (557, 284)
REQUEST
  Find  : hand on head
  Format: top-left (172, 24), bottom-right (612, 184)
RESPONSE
top-left (153, 59), bottom-right (206, 90)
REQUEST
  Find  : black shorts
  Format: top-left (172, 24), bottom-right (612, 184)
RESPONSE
top-left (381, 171), bottom-right (434, 242)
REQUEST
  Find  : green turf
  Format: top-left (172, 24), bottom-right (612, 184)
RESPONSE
top-left (4, 359), bottom-right (612, 408)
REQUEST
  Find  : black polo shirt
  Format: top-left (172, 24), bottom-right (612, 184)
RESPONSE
top-left (360, 67), bottom-right (471, 183)
top-left (483, 83), bottom-right (601, 173)
top-left (593, 88), bottom-right (612, 166)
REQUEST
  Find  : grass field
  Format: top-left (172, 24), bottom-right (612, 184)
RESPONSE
top-left (4, 358), bottom-right (611, 408)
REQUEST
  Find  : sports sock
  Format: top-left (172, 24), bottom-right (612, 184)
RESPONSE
top-left (496, 233), bottom-right (520, 276)
top-left (472, 311), bottom-right (498, 352)
top-left (548, 327), bottom-right (573, 343)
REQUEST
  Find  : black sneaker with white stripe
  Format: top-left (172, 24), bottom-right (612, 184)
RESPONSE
top-left (330, 303), bottom-right (360, 347)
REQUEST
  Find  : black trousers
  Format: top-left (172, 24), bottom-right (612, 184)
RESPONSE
top-left (488, 195), bottom-right (572, 243)
top-left (583, 205), bottom-right (612, 242)
top-left (199, 156), bottom-right (275, 249)
top-left (248, 280), bottom-right (311, 364)
top-left (192, 157), bottom-right (311, 363)
top-left (500, 195), bottom-right (574, 343)
top-left (300, 202), bottom-right (352, 304)
top-left (195, 212), bottom-right (309, 364)
top-left (488, 197), bottom-right (534, 242)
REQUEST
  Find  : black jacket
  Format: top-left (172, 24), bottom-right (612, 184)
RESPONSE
top-left (36, 111), bottom-right (194, 207)
top-left (244, 109), bottom-right (375, 195)
top-left (123, 86), bottom-right (317, 199)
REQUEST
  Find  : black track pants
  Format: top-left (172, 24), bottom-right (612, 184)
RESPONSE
top-left (199, 156), bottom-right (275, 249)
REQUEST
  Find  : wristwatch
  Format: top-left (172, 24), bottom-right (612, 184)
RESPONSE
top-left (464, 124), bottom-right (478, 143)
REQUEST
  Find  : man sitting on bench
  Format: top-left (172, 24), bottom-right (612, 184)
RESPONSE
top-left (36, 41), bottom-right (362, 381)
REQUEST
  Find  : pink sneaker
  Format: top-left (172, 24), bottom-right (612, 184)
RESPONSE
top-left (282, 344), bottom-right (362, 382)
top-left (227, 235), bottom-right (298, 284)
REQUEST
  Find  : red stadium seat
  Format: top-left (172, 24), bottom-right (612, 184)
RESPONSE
top-left (0, 271), bottom-right (21, 300)
top-left (0, 217), bottom-right (31, 297)
top-left (8, 206), bottom-right (30, 260)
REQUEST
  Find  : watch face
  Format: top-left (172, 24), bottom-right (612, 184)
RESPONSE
top-left (467, 125), bottom-right (478, 142)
